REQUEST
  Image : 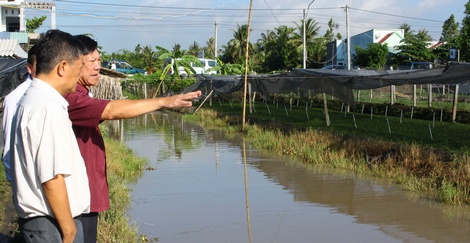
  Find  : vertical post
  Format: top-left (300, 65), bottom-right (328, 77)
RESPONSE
top-left (209, 80), bottom-right (213, 106)
top-left (303, 9), bottom-right (307, 69)
top-left (452, 85), bottom-right (459, 123)
top-left (19, 5), bottom-right (25, 32)
top-left (249, 83), bottom-right (252, 114)
top-left (51, 5), bottom-right (56, 29)
top-left (346, 5), bottom-right (351, 70)
top-left (412, 84), bottom-right (417, 107)
top-left (428, 84), bottom-right (433, 108)
top-left (242, 0), bottom-right (254, 131)
top-left (323, 93), bottom-right (330, 126)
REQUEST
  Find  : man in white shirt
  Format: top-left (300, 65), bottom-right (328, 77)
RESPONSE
top-left (10, 29), bottom-right (90, 243)
top-left (2, 44), bottom-right (37, 183)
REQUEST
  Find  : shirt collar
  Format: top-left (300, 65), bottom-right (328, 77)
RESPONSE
top-left (31, 78), bottom-right (69, 109)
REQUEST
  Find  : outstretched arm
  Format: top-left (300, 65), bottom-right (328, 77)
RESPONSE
top-left (101, 90), bottom-right (202, 120)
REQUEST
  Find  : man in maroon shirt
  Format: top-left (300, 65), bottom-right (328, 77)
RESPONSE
top-left (65, 35), bottom-right (201, 242)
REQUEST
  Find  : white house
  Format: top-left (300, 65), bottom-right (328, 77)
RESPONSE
top-left (0, 0), bottom-right (22, 32)
top-left (0, 0), bottom-right (55, 58)
top-left (327, 29), bottom-right (405, 68)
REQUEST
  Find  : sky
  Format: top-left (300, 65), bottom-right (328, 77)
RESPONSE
top-left (26, 0), bottom-right (469, 54)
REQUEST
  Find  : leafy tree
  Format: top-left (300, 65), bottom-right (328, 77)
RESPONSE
top-left (394, 27), bottom-right (434, 64)
top-left (308, 37), bottom-right (328, 68)
top-left (324, 18), bottom-right (338, 42)
top-left (253, 30), bottom-right (276, 70)
top-left (459, 0), bottom-right (470, 61)
top-left (352, 43), bottom-right (389, 69)
top-left (433, 15), bottom-right (460, 63)
top-left (441, 14), bottom-right (460, 43)
top-left (262, 25), bottom-right (299, 72)
top-left (26, 16), bottom-right (46, 33)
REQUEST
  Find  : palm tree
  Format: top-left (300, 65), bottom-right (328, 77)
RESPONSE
top-left (294, 18), bottom-right (320, 45)
top-left (255, 30), bottom-right (276, 66)
top-left (293, 18), bottom-right (321, 67)
top-left (226, 24), bottom-right (252, 64)
top-left (139, 45), bottom-right (157, 74)
top-left (205, 37), bottom-right (216, 59)
top-left (399, 23), bottom-right (414, 38)
top-left (417, 28), bottom-right (433, 42)
top-left (187, 41), bottom-right (201, 57)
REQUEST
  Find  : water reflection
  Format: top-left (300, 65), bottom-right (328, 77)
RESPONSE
top-left (242, 138), bottom-right (252, 243)
top-left (107, 112), bottom-right (470, 243)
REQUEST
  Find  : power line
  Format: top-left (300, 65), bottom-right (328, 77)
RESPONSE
top-left (350, 7), bottom-right (445, 23)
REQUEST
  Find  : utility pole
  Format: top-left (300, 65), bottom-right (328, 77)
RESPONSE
top-left (20, 5), bottom-right (25, 32)
top-left (345, 5), bottom-right (350, 70)
top-left (214, 21), bottom-right (218, 58)
top-left (51, 4), bottom-right (56, 29)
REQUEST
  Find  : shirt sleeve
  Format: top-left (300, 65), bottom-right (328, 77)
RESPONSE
top-left (65, 90), bottom-right (110, 128)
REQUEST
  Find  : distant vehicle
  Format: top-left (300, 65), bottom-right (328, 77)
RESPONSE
top-left (321, 65), bottom-right (345, 70)
top-left (196, 58), bottom-right (218, 75)
top-left (399, 61), bottom-right (433, 70)
top-left (102, 60), bottom-right (146, 75)
top-left (163, 58), bottom-right (218, 76)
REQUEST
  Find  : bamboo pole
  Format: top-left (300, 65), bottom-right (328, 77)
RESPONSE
top-left (323, 93), bottom-right (330, 126)
top-left (242, 0), bottom-right (254, 132)
top-left (193, 90), bottom-right (214, 114)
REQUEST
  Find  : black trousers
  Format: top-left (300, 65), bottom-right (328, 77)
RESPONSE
top-left (78, 212), bottom-right (99, 243)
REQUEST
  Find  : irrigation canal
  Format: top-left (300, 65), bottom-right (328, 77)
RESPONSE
top-left (112, 112), bottom-right (470, 243)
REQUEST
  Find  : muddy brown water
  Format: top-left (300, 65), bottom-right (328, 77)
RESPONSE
top-left (115, 112), bottom-right (470, 243)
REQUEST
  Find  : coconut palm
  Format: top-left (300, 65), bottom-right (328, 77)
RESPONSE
top-left (205, 37), bottom-right (216, 59)
top-left (399, 23), bottom-right (414, 38)
top-left (137, 45), bottom-right (157, 74)
top-left (187, 41), bottom-right (201, 57)
top-left (225, 24), bottom-right (252, 64)
top-left (293, 18), bottom-right (321, 67)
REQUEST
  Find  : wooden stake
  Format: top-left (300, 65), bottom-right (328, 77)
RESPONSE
top-left (194, 89), bottom-right (215, 114)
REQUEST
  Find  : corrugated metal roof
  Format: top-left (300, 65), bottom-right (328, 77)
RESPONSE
top-left (9, 32), bottom-right (29, 44)
top-left (0, 32), bottom-right (10, 39)
top-left (0, 39), bottom-right (27, 58)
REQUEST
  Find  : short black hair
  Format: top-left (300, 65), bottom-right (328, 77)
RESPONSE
top-left (35, 29), bottom-right (84, 75)
top-left (27, 44), bottom-right (37, 66)
top-left (74, 35), bottom-right (98, 55)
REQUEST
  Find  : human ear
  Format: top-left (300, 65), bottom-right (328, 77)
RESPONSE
top-left (57, 60), bottom-right (67, 77)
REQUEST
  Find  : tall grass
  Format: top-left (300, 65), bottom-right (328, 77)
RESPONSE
top-left (97, 136), bottom-right (148, 243)
top-left (186, 108), bottom-right (470, 205)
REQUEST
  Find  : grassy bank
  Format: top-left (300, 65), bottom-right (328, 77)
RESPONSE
top-left (185, 107), bottom-right (470, 205)
top-left (97, 136), bottom-right (148, 243)
top-left (0, 136), bottom-right (148, 242)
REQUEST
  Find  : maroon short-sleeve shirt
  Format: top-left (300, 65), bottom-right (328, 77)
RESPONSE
top-left (65, 83), bottom-right (111, 212)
